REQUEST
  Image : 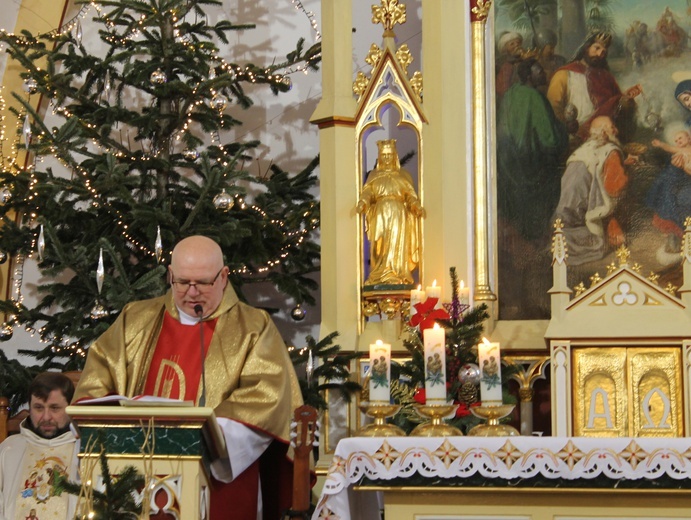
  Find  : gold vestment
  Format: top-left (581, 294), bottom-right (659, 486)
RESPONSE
top-left (74, 285), bottom-right (303, 441)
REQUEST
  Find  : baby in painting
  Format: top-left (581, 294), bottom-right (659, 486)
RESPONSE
top-left (652, 128), bottom-right (691, 172)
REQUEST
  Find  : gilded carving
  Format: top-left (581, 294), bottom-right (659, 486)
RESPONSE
top-left (615, 245), bottom-right (631, 266)
top-left (589, 272), bottom-right (602, 287)
top-left (395, 44), bottom-right (413, 74)
top-left (371, 0), bottom-right (406, 33)
top-left (470, 0), bottom-right (492, 22)
top-left (353, 71), bottom-right (369, 100)
top-left (410, 71), bottom-right (423, 101)
top-left (573, 282), bottom-right (586, 297)
top-left (365, 44), bottom-right (383, 68)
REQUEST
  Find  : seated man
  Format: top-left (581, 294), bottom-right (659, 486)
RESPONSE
top-left (0, 372), bottom-right (79, 520)
top-left (73, 235), bottom-right (304, 520)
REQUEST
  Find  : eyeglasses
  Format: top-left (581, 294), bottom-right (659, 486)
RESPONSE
top-left (171, 267), bottom-right (224, 292)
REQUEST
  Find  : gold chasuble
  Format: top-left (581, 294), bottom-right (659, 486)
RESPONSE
top-left (143, 313), bottom-right (217, 402)
top-left (74, 284), bottom-right (303, 519)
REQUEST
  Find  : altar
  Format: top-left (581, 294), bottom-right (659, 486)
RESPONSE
top-left (313, 436), bottom-right (691, 520)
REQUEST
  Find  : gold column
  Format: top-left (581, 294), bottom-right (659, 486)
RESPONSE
top-left (470, 0), bottom-right (496, 302)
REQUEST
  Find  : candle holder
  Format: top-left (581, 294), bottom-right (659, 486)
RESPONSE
top-left (410, 402), bottom-right (463, 437)
top-left (467, 403), bottom-right (520, 436)
top-left (356, 402), bottom-right (406, 437)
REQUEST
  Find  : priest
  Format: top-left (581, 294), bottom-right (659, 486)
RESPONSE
top-left (74, 235), bottom-right (303, 520)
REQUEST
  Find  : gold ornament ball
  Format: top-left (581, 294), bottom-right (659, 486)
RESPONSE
top-left (0, 187), bottom-right (12, 205)
top-left (291, 304), bottom-right (307, 321)
top-left (89, 303), bottom-right (109, 320)
top-left (23, 77), bottom-right (38, 94)
top-left (149, 68), bottom-right (167, 85)
top-left (213, 190), bottom-right (235, 211)
top-left (182, 148), bottom-right (199, 162)
top-left (0, 323), bottom-right (13, 341)
top-left (210, 93), bottom-right (228, 111)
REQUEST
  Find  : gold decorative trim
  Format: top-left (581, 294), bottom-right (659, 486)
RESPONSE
top-left (79, 454), bottom-right (202, 461)
top-left (471, 20), bottom-right (495, 301)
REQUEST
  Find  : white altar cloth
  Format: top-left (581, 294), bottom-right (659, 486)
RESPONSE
top-left (312, 436), bottom-right (691, 520)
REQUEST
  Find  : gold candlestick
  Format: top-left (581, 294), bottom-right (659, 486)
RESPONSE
top-left (356, 402), bottom-right (406, 437)
top-left (467, 404), bottom-right (519, 436)
top-left (410, 403), bottom-right (463, 437)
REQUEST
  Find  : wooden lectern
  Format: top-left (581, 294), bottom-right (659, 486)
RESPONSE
top-left (66, 404), bottom-right (227, 519)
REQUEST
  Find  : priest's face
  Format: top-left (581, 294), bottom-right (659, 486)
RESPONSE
top-left (30, 389), bottom-right (70, 439)
top-left (170, 238), bottom-right (228, 317)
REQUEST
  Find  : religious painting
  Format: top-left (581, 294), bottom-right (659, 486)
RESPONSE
top-left (494, 0), bottom-right (691, 320)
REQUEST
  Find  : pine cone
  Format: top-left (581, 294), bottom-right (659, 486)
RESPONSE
top-left (458, 382), bottom-right (479, 405)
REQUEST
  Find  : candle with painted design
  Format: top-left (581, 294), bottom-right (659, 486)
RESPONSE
top-left (423, 324), bottom-right (447, 402)
top-left (478, 338), bottom-right (502, 403)
top-left (410, 285), bottom-right (426, 319)
top-left (426, 279), bottom-right (441, 308)
top-left (369, 340), bottom-right (391, 403)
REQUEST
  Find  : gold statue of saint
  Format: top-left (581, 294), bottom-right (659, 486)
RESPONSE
top-left (357, 139), bottom-right (425, 286)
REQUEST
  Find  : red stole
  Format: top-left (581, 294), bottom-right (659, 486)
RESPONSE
top-left (143, 312), bottom-right (217, 402)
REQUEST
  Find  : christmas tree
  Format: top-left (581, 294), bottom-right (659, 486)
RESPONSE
top-left (0, 0), bottom-right (321, 374)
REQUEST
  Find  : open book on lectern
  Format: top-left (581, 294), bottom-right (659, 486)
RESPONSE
top-left (75, 394), bottom-right (194, 407)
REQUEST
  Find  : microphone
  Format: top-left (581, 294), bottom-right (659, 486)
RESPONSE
top-left (194, 304), bottom-right (207, 407)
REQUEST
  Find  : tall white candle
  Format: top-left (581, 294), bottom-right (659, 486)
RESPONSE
top-left (423, 324), bottom-right (446, 402)
top-left (478, 338), bottom-right (502, 403)
top-left (459, 280), bottom-right (470, 307)
top-left (369, 340), bottom-right (391, 402)
top-left (426, 279), bottom-right (441, 308)
top-left (410, 285), bottom-right (426, 319)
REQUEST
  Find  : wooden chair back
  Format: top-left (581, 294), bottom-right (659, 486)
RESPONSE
top-left (284, 404), bottom-right (318, 519)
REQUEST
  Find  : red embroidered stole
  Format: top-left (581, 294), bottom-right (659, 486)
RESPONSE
top-left (143, 312), bottom-right (217, 403)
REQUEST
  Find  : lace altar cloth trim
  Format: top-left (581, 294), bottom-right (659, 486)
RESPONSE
top-left (312, 436), bottom-right (691, 519)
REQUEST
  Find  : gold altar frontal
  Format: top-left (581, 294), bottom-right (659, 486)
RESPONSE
top-left (367, 486), bottom-right (691, 520)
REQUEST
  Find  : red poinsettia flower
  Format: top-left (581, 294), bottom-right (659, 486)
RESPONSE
top-left (409, 297), bottom-right (450, 330)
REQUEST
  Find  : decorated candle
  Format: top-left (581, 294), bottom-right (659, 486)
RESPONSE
top-left (459, 280), bottom-right (470, 307)
top-left (426, 279), bottom-right (441, 308)
top-left (369, 340), bottom-right (391, 402)
top-left (423, 324), bottom-right (446, 402)
top-left (478, 338), bottom-right (502, 403)
top-left (410, 285), bottom-right (426, 318)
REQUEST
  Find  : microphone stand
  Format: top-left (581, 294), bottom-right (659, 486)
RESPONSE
top-left (194, 304), bottom-right (207, 407)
